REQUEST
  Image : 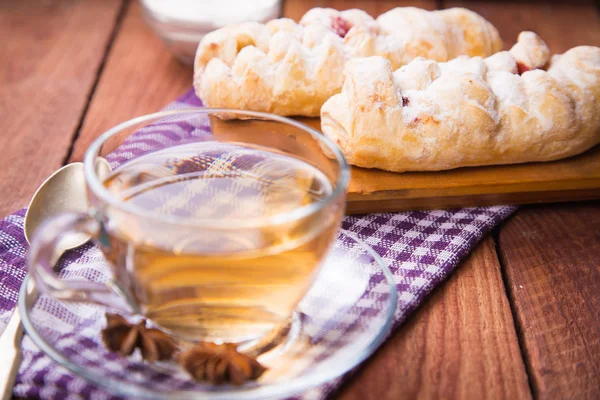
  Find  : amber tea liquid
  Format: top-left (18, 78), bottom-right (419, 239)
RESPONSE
top-left (101, 142), bottom-right (339, 343)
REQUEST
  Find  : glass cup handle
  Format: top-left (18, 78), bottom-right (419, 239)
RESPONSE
top-left (27, 212), bottom-right (134, 313)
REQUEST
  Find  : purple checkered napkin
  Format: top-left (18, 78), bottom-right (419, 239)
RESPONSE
top-left (0, 89), bottom-right (517, 399)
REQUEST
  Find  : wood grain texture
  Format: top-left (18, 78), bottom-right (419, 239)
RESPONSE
top-left (498, 203), bottom-right (600, 399)
top-left (69, 0), bottom-right (193, 162)
top-left (0, 0), bottom-right (123, 217)
top-left (346, 188), bottom-right (600, 215)
top-left (337, 237), bottom-right (531, 400)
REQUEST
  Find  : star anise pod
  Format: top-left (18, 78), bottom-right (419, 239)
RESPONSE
top-left (179, 342), bottom-right (267, 385)
top-left (101, 313), bottom-right (177, 362)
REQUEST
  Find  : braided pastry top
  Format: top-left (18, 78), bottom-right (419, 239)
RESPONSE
top-left (320, 32), bottom-right (600, 172)
top-left (194, 7), bottom-right (502, 116)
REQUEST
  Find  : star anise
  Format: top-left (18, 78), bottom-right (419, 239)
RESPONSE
top-left (101, 313), bottom-right (177, 362)
top-left (179, 342), bottom-right (267, 385)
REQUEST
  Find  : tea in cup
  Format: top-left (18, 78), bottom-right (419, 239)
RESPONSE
top-left (28, 109), bottom-right (349, 344)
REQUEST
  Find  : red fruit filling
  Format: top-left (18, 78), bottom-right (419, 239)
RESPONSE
top-left (331, 16), bottom-right (352, 38)
top-left (516, 61), bottom-right (531, 75)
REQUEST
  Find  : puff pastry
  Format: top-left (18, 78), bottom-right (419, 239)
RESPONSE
top-left (194, 7), bottom-right (502, 116)
top-left (320, 32), bottom-right (600, 172)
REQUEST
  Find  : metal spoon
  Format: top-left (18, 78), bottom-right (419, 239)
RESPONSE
top-left (0, 159), bottom-right (111, 400)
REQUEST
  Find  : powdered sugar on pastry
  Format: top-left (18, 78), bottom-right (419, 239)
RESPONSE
top-left (321, 32), bottom-right (600, 172)
top-left (194, 7), bottom-right (502, 116)
top-left (510, 31), bottom-right (551, 73)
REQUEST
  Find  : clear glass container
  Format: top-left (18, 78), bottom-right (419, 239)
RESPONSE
top-left (140, 0), bottom-right (282, 64)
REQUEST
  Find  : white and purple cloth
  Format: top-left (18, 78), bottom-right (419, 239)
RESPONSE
top-left (0, 90), bottom-right (517, 399)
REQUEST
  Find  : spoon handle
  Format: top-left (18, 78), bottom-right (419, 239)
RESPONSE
top-left (0, 278), bottom-right (39, 400)
top-left (0, 306), bottom-right (24, 400)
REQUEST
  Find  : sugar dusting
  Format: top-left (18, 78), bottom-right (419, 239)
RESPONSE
top-left (385, 34), bottom-right (575, 133)
top-left (196, 7), bottom-right (501, 117)
top-left (321, 27), bottom-right (600, 172)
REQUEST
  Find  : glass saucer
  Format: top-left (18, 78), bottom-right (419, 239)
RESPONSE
top-left (19, 230), bottom-right (396, 399)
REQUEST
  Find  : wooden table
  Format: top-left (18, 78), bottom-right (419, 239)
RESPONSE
top-left (1, 1), bottom-right (599, 399)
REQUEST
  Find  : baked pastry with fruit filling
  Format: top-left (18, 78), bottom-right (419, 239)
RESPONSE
top-left (321, 32), bottom-right (600, 172)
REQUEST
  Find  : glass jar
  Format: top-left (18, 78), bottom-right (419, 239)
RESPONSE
top-left (141, 0), bottom-right (282, 64)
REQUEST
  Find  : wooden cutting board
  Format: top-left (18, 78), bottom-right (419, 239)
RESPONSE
top-left (298, 118), bottom-right (600, 214)
top-left (211, 116), bottom-right (600, 214)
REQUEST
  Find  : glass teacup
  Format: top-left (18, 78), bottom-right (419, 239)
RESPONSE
top-left (28, 109), bottom-right (349, 344)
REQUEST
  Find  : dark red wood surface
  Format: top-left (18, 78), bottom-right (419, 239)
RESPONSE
top-left (1, 1), bottom-right (598, 399)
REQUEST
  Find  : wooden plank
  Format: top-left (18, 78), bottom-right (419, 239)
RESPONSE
top-left (498, 202), bottom-right (600, 399)
top-left (0, 0), bottom-right (123, 217)
top-left (346, 188), bottom-right (600, 215)
top-left (338, 237), bottom-right (532, 400)
top-left (69, 0), bottom-right (193, 162)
